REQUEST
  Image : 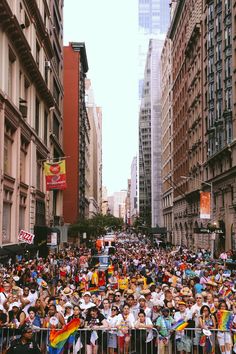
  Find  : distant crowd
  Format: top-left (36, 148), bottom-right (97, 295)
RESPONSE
top-left (1, 234), bottom-right (236, 353)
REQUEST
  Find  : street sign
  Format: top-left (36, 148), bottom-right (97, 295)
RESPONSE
top-left (194, 228), bottom-right (224, 234)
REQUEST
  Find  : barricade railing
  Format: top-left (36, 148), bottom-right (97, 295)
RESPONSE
top-left (1, 326), bottom-right (235, 353)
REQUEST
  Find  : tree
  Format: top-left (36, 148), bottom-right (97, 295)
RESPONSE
top-left (69, 214), bottom-right (123, 238)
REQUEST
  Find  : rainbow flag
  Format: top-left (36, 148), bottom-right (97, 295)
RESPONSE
top-left (224, 289), bottom-right (233, 300)
top-left (171, 319), bottom-right (188, 331)
top-left (49, 318), bottom-right (80, 352)
top-left (88, 286), bottom-right (99, 294)
top-left (217, 310), bottom-right (233, 331)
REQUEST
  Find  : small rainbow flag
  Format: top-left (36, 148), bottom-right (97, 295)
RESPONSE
top-left (171, 319), bottom-right (188, 331)
top-left (88, 286), bottom-right (99, 294)
top-left (224, 289), bottom-right (233, 300)
top-left (217, 310), bottom-right (233, 331)
top-left (49, 318), bottom-right (80, 351)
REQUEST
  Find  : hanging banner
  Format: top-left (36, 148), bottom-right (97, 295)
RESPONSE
top-left (200, 191), bottom-right (211, 219)
top-left (18, 230), bottom-right (35, 244)
top-left (44, 160), bottom-right (67, 191)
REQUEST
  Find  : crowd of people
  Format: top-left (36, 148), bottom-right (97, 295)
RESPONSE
top-left (1, 233), bottom-right (236, 354)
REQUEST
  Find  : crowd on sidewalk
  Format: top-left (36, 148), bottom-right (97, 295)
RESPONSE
top-left (1, 234), bottom-right (236, 353)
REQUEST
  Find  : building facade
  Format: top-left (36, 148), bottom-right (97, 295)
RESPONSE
top-left (161, 38), bottom-right (173, 243)
top-left (139, 38), bottom-right (163, 227)
top-left (130, 156), bottom-right (138, 224)
top-left (168, 0), bottom-right (236, 252)
top-left (63, 42), bottom-right (90, 224)
top-left (85, 79), bottom-right (102, 219)
top-left (202, 0), bottom-right (236, 252)
top-left (0, 0), bottom-right (64, 246)
top-left (169, 0), bottom-right (190, 246)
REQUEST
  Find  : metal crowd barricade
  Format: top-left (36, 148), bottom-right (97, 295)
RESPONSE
top-left (1, 326), bottom-right (235, 353)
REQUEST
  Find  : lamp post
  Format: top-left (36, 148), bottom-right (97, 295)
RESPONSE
top-left (180, 176), bottom-right (214, 257)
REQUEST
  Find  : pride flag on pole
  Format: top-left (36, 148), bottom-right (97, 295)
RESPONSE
top-left (171, 319), bottom-right (188, 331)
top-left (49, 318), bottom-right (80, 353)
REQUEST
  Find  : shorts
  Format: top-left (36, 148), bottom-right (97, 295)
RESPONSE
top-left (108, 333), bottom-right (117, 348)
top-left (217, 331), bottom-right (232, 346)
top-left (118, 334), bottom-right (131, 349)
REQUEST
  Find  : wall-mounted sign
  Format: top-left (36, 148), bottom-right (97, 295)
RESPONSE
top-left (18, 230), bottom-right (35, 244)
top-left (200, 191), bottom-right (211, 219)
top-left (44, 160), bottom-right (67, 191)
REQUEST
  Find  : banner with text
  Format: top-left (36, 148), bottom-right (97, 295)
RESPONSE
top-left (44, 160), bottom-right (67, 191)
top-left (18, 230), bottom-right (35, 244)
top-left (200, 191), bottom-right (211, 219)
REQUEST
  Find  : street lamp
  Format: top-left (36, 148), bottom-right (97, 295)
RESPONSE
top-left (180, 176), bottom-right (214, 257)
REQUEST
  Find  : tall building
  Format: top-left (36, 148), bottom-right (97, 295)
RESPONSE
top-left (63, 42), bottom-right (90, 224)
top-left (168, 0), bottom-right (236, 252)
top-left (85, 79), bottom-right (103, 218)
top-left (203, 0), bottom-right (236, 251)
top-left (130, 156), bottom-right (138, 224)
top-left (138, 0), bottom-right (170, 98)
top-left (161, 38), bottom-right (173, 243)
top-left (101, 186), bottom-right (108, 216)
top-left (139, 38), bottom-right (164, 227)
top-left (125, 179), bottom-right (131, 225)
top-left (168, 0), bottom-right (190, 246)
top-left (138, 1), bottom-right (170, 228)
top-left (0, 0), bottom-right (64, 247)
top-left (113, 190), bottom-right (127, 220)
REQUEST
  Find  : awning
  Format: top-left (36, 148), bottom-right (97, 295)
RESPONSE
top-left (3, 244), bottom-right (24, 255)
top-left (0, 248), bottom-right (9, 260)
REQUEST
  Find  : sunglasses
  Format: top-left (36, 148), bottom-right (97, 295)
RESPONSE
top-left (112, 308), bottom-right (118, 311)
top-left (115, 295), bottom-right (121, 297)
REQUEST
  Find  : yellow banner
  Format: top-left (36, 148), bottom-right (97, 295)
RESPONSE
top-left (44, 160), bottom-right (66, 176)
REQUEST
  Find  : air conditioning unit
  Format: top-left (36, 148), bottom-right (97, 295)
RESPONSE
top-left (19, 98), bottom-right (27, 118)
top-left (45, 60), bottom-right (51, 69)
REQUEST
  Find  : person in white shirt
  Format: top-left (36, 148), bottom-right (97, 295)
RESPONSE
top-left (116, 305), bottom-right (135, 354)
top-left (134, 310), bottom-right (153, 352)
top-left (138, 296), bottom-right (152, 319)
top-left (107, 305), bottom-right (120, 352)
top-left (79, 292), bottom-right (95, 317)
top-left (174, 301), bottom-right (192, 353)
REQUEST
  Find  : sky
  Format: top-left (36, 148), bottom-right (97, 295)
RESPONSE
top-left (64, 0), bottom-right (139, 196)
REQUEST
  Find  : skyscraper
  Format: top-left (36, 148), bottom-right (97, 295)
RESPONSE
top-left (138, 1), bottom-right (170, 227)
top-left (138, 0), bottom-right (170, 97)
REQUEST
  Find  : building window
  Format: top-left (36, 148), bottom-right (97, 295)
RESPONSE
top-left (53, 114), bottom-right (60, 140)
top-left (36, 154), bottom-right (43, 190)
top-left (226, 120), bottom-right (232, 144)
top-left (225, 27), bottom-right (231, 47)
top-left (8, 48), bottom-right (16, 99)
top-left (44, 110), bottom-right (48, 145)
top-left (225, 88), bottom-right (232, 110)
top-left (36, 40), bottom-right (40, 67)
top-left (35, 199), bottom-right (46, 226)
top-left (4, 123), bottom-right (14, 175)
top-left (20, 137), bottom-right (28, 182)
top-left (225, 57), bottom-right (232, 78)
top-left (35, 97), bottom-right (40, 135)
top-left (2, 190), bottom-right (12, 244)
top-left (19, 194), bottom-right (26, 231)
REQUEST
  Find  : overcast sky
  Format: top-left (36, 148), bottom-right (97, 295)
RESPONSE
top-left (64, 0), bottom-right (139, 196)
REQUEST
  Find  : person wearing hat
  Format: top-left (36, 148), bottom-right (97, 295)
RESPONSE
top-left (138, 295), bottom-right (152, 319)
top-left (79, 292), bottom-right (94, 315)
top-left (8, 302), bottom-right (26, 328)
top-left (6, 323), bottom-right (41, 354)
top-left (173, 301), bottom-right (192, 353)
top-left (63, 302), bottom-right (73, 322)
top-left (62, 287), bottom-right (73, 298)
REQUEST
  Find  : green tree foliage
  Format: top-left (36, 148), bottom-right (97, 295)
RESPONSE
top-left (69, 214), bottom-right (123, 237)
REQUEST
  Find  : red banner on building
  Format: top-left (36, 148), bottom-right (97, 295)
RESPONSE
top-left (200, 191), bottom-right (211, 219)
top-left (44, 160), bottom-right (67, 191)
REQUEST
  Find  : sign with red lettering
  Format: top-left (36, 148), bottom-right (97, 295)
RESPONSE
top-left (18, 230), bottom-right (35, 244)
